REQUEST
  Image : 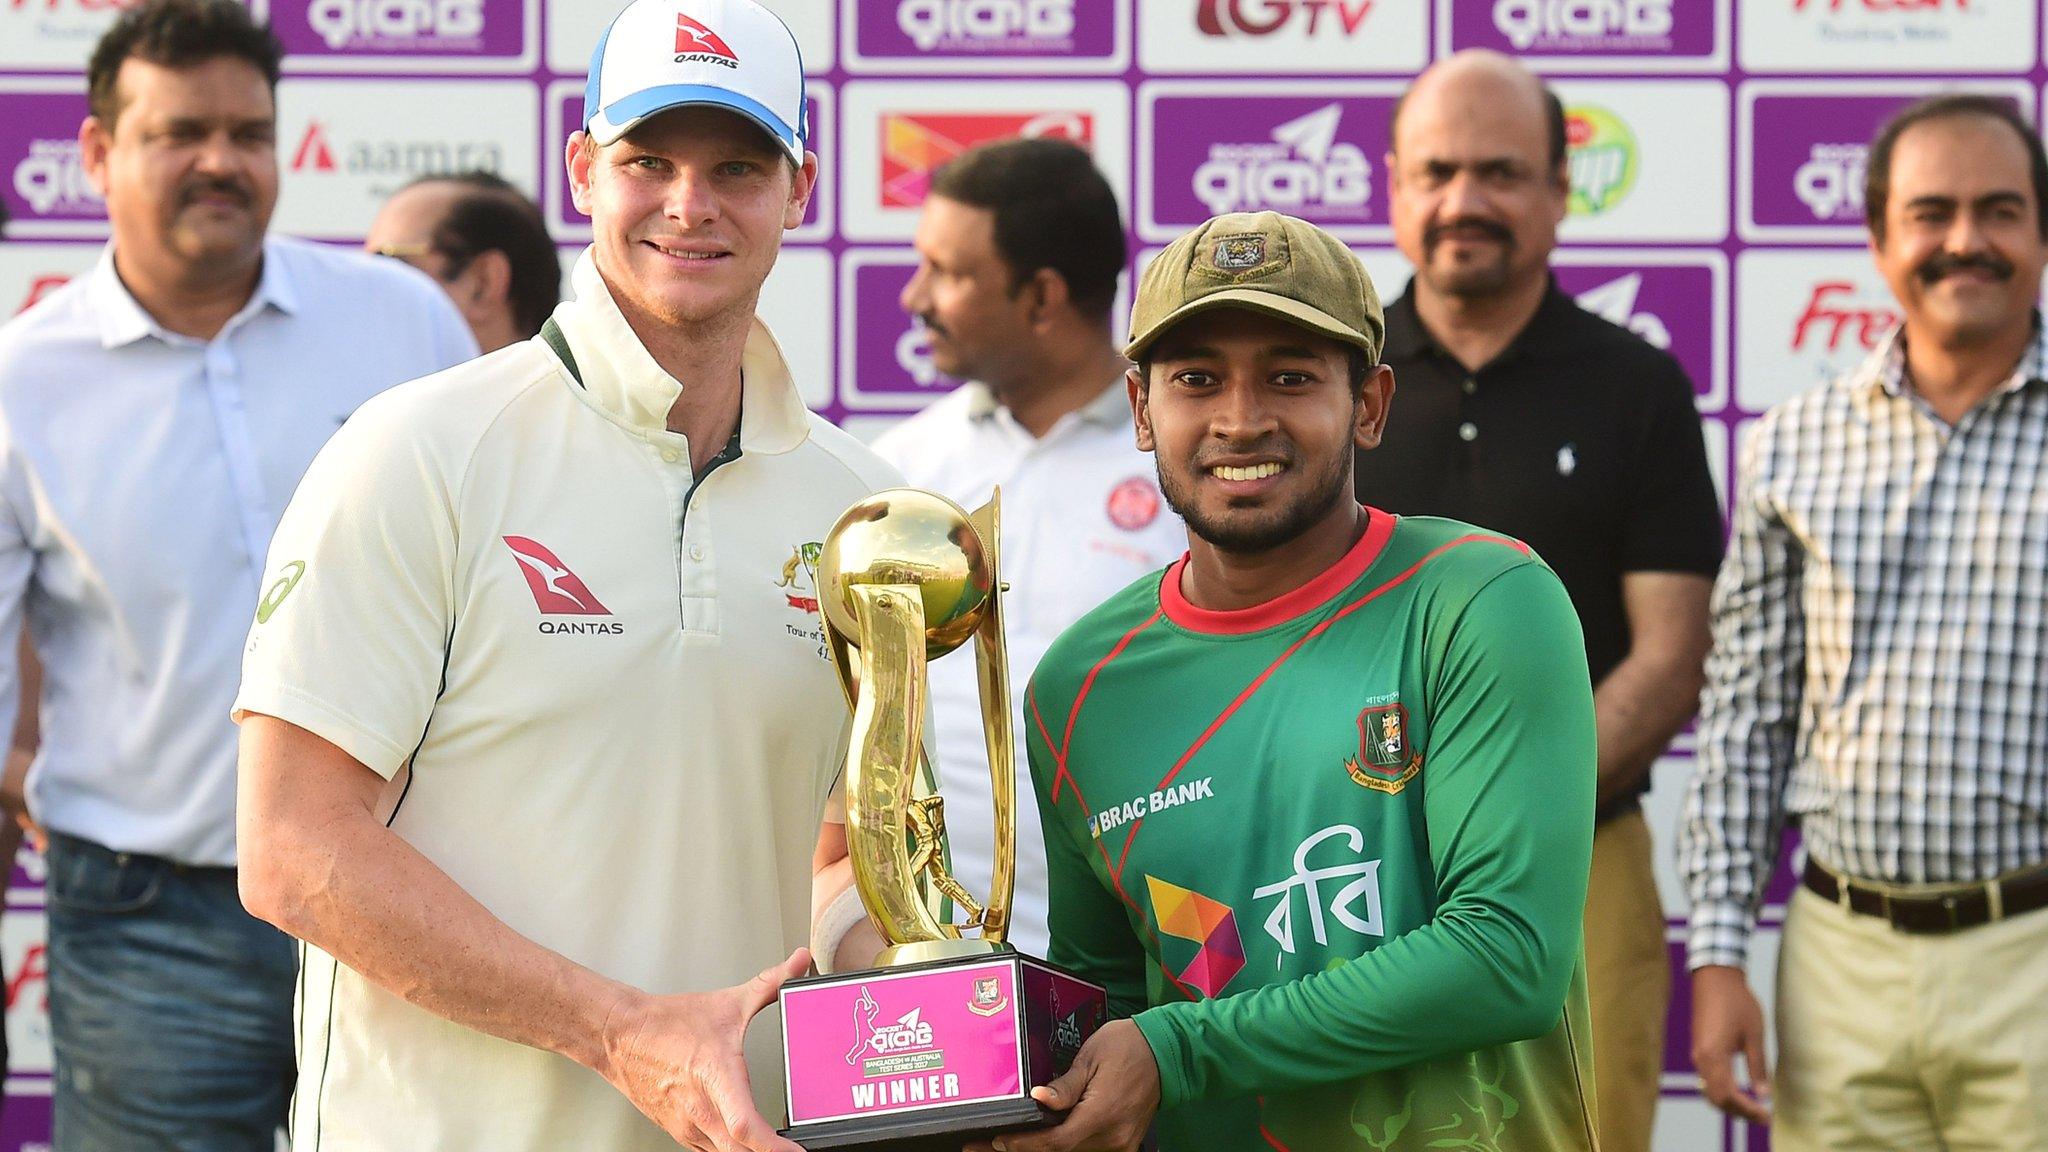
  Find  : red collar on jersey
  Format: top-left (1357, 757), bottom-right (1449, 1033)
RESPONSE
top-left (1159, 505), bottom-right (1396, 635)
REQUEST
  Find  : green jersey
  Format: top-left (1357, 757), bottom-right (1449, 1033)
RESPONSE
top-left (1024, 511), bottom-right (1598, 1152)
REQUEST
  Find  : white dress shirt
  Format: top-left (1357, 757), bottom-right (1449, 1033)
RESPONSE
top-left (873, 381), bottom-right (1187, 957)
top-left (0, 237), bottom-right (476, 865)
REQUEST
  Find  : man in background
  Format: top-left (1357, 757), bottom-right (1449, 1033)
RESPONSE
top-left (812, 137), bottom-right (1184, 970)
top-left (1356, 50), bottom-right (1723, 1152)
top-left (0, 0), bottom-right (475, 1145)
top-left (366, 170), bottom-right (561, 352)
top-left (1686, 93), bottom-right (2048, 1152)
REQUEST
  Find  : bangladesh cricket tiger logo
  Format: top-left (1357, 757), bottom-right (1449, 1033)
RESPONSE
top-left (777, 541), bottom-right (824, 613)
top-left (1346, 702), bottom-right (1421, 795)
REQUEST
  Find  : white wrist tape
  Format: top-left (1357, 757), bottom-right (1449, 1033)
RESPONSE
top-left (812, 885), bottom-right (871, 975)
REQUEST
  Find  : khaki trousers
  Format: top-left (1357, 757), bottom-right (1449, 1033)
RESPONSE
top-left (1775, 882), bottom-right (2048, 1151)
top-left (1582, 807), bottom-right (1666, 1152)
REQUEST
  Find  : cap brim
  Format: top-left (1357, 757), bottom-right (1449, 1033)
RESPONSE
top-left (1124, 289), bottom-right (1375, 362)
top-left (586, 84), bottom-right (802, 162)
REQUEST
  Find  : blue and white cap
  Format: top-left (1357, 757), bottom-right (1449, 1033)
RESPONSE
top-left (583, 0), bottom-right (807, 160)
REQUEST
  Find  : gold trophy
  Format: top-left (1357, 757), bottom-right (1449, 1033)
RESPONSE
top-left (778, 488), bottom-right (1106, 1151)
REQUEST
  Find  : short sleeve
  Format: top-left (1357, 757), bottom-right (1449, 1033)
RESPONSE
top-left (233, 394), bottom-right (459, 779)
top-left (1618, 359), bottom-right (1724, 576)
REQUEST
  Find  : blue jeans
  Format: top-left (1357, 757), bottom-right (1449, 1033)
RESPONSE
top-left (45, 831), bottom-right (295, 1152)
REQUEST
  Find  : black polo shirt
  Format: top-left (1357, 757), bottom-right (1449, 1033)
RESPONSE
top-left (1357, 279), bottom-right (1723, 797)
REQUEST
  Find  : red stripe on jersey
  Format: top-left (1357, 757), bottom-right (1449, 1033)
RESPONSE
top-left (1058, 608), bottom-right (1165, 785)
top-left (1114, 533), bottom-right (1532, 876)
top-left (1158, 506), bottom-right (1395, 635)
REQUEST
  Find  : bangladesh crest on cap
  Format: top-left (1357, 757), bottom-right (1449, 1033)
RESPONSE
top-left (1212, 234), bottom-right (1266, 271)
top-left (1346, 702), bottom-right (1420, 794)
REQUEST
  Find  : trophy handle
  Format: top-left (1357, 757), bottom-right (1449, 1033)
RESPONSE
top-left (843, 585), bottom-right (950, 944)
top-left (967, 493), bottom-right (1015, 947)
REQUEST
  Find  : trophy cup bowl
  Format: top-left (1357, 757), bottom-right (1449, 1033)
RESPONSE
top-left (779, 489), bottom-right (1107, 1151)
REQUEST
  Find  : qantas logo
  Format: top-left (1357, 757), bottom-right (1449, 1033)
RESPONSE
top-left (503, 536), bottom-right (611, 615)
top-left (675, 14), bottom-right (739, 67)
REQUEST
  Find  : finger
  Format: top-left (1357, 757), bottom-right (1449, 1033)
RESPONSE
top-left (741, 948), bottom-right (812, 1018)
top-left (1027, 1062), bottom-right (1091, 1115)
top-left (1741, 1029), bottom-right (1773, 1104)
top-left (707, 1068), bottom-right (802, 1152)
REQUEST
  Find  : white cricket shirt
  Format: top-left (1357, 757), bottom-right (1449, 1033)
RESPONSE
top-left (871, 381), bottom-right (1186, 957)
top-left (0, 237), bottom-right (475, 864)
top-left (234, 251), bottom-right (898, 1150)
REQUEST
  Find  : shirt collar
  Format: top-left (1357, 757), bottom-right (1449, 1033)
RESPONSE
top-left (963, 378), bottom-right (1130, 429)
top-left (87, 237), bottom-right (300, 350)
top-left (1853, 315), bottom-right (2047, 404)
top-left (1380, 274), bottom-right (1578, 370)
top-left (551, 248), bottom-right (811, 454)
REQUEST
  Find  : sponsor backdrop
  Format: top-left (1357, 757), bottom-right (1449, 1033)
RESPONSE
top-left (0, 0), bottom-right (2037, 1147)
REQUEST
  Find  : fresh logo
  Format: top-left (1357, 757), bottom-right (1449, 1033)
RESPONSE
top-left (1346, 702), bottom-right (1419, 794)
top-left (307, 0), bottom-right (483, 50)
top-left (1196, 0), bottom-right (1373, 37)
top-left (1193, 103), bottom-right (1370, 220)
top-left (880, 111), bottom-right (1092, 208)
top-left (256, 560), bottom-right (306, 624)
top-left (1573, 272), bottom-right (1671, 351)
top-left (777, 542), bottom-right (824, 613)
top-left (1795, 142), bottom-right (1867, 222)
top-left (1792, 281), bottom-right (1898, 353)
top-left (674, 13), bottom-right (738, 66)
top-left (1564, 104), bottom-right (1637, 216)
top-left (503, 535), bottom-right (615, 632)
top-left (13, 139), bottom-right (102, 216)
top-left (1251, 824), bottom-right (1384, 957)
top-left (1493, 0), bottom-right (1674, 50)
top-left (898, 0), bottom-right (1076, 51)
top-left (1146, 874), bottom-right (1245, 998)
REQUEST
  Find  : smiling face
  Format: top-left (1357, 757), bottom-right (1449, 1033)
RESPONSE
top-left (567, 105), bottom-right (816, 332)
top-left (1133, 307), bottom-right (1391, 556)
top-left (81, 54), bottom-right (278, 278)
top-left (1872, 113), bottom-right (2048, 351)
top-left (1387, 58), bottom-right (1566, 301)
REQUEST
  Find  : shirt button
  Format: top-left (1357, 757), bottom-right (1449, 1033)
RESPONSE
top-left (1458, 422), bottom-right (1479, 442)
top-left (1462, 378), bottom-right (1477, 395)
top-left (661, 449), bottom-right (680, 463)
top-left (689, 544), bottom-right (705, 562)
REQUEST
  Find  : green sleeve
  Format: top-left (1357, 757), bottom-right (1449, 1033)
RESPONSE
top-left (1025, 680), bottom-right (1151, 1021)
top-left (1130, 563), bottom-right (1596, 1107)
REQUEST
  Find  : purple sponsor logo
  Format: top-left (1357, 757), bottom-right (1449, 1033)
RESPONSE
top-left (1149, 95), bottom-right (1392, 233)
top-left (859, 0), bottom-right (1113, 58)
top-left (1748, 94), bottom-right (1932, 229)
top-left (3, 93), bottom-right (103, 226)
top-left (1449, 0), bottom-right (1715, 56)
top-left (852, 261), bottom-right (960, 400)
top-left (1553, 263), bottom-right (1715, 401)
top-left (271, 0), bottom-right (524, 56)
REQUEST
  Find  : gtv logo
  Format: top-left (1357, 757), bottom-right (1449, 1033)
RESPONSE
top-left (1196, 0), bottom-right (1372, 37)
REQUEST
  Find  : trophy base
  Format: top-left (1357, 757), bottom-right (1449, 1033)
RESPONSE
top-left (779, 952), bottom-right (1106, 1151)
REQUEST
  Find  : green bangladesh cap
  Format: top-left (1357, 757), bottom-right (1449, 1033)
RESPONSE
top-left (1125, 211), bottom-right (1384, 365)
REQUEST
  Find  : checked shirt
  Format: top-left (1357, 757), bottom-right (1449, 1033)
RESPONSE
top-left (1681, 322), bottom-right (2048, 970)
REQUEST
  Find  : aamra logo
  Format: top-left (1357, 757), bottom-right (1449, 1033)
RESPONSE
top-left (880, 111), bottom-right (1093, 208)
top-left (777, 542), bottom-right (824, 613)
top-left (292, 122), bottom-right (338, 172)
top-left (1196, 0), bottom-right (1372, 37)
top-left (1573, 273), bottom-right (1671, 351)
top-left (256, 561), bottom-right (306, 625)
top-left (1564, 104), bottom-right (1637, 216)
top-left (1251, 824), bottom-right (1384, 957)
top-left (1346, 701), bottom-right (1419, 794)
top-left (307, 0), bottom-right (484, 51)
top-left (674, 13), bottom-right (738, 66)
top-left (290, 119), bottom-right (505, 184)
top-left (1493, 0), bottom-right (1675, 51)
top-left (898, 0), bottom-right (1077, 52)
top-left (1193, 103), bottom-right (1370, 220)
top-left (503, 536), bottom-right (610, 615)
top-left (13, 139), bottom-right (102, 217)
top-left (1146, 874), bottom-right (1245, 998)
top-left (1796, 142), bottom-right (1867, 223)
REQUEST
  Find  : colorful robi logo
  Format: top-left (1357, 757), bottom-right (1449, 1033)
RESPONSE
top-left (879, 111), bottom-right (1093, 208)
top-left (1146, 875), bottom-right (1245, 999)
top-left (1564, 104), bottom-right (1637, 217)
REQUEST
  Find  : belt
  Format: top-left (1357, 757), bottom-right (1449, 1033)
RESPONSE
top-left (1802, 857), bottom-right (2048, 934)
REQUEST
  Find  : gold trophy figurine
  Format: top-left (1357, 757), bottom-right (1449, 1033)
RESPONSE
top-left (776, 488), bottom-right (1106, 1152)
top-left (816, 486), bottom-right (1014, 962)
